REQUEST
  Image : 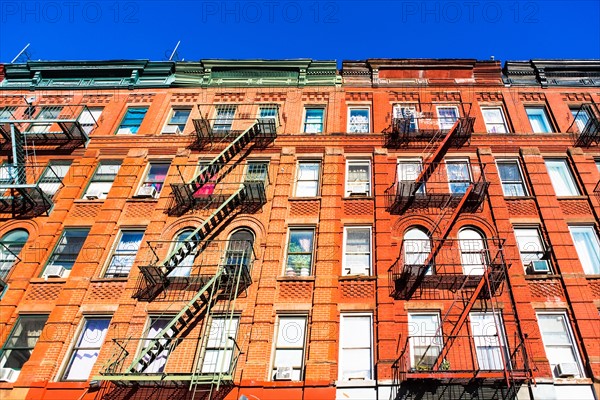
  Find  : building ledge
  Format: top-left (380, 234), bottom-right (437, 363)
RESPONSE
top-left (338, 275), bottom-right (376, 281)
top-left (335, 379), bottom-right (376, 388)
top-left (277, 276), bottom-right (316, 282)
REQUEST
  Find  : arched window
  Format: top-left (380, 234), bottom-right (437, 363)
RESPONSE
top-left (403, 227), bottom-right (432, 275)
top-left (0, 229), bottom-right (29, 280)
top-left (168, 228), bottom-right (197, 278)
top-left (224, 229), bottom-right (255, 275)
top-left (458, 228), bottom-right (487, 275)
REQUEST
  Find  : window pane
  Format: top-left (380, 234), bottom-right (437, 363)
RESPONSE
top-left (304, 109), bottom-right (324, 133)
top-left (276, 318), bottom-right (306, 348)
top-left (348, 108), bottom-right (370, 133)
top-left (46, 229), bottom-right (89, 272)
top-left (569, 226), bottom-right (600, 274)
top-left (117, 107), bottom-right (148, 134)
top-left (62, 318), bottom-right (110, 380)
top-left (105, 231), bottom-right (143, 277)
top-left (545, 160), bottom-right (579, 196)
top-left (537, 313), bottom-right (582, 378)
top-left (497, 161), bottom-right (526, 197)
top-left (526, 108), bottom-right (552, 133)
top-left (0, 315), bottom-right (47, 377)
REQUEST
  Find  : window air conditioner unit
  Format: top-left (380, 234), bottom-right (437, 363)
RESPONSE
top-left (344, 266), bottom-right (369, 276)
top-left (274, 366), bottom-right (293, 381)
top-left (85, 189), bottom-right (104, 200)
top-left (0, 368), bottom-right (16, 382)
top-left (43, 265), bottom-right (66, 278)
top-left (162, 125), bottom-right (181, 134)
top-left (555, 362), bottom-right (579, 377)
top-left (348, 183), bottom-right (369, 196)
top-left (528, 260), bottom-right (550, 274)
top-left (134, 186), bottom-right (157, 199)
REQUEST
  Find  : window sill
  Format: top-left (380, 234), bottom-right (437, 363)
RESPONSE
top-left (524, 274), bottom-right (561, 281)
top-left (335, 379), bottom-right (376, 388)
top-left (585, 274), bottom-right (600, 280)
top-left (30, 277), bottom-right (67, 284)
top-left (289, 197), bottom-right (321, 202)
top-left (90, 277), bottom-right (129, 283)
top-left (339, 275), bottom-right (376, 281)
top-left (504, 196), bottom-right (535, 200)
top-left (263, 380), bottom-right (305, 387)
top-left (556, 196), bottom-right (588, 200)
top-left (73, 199), bottom-right (105, 203)
top-left (552, 377), bottom-right (593, 385)
top-left (277, 276), bottom-right (315, 282)
top-left (126, 197), bottom-right (159, 203)
top-left (342, 196), bottom-right (373, 201)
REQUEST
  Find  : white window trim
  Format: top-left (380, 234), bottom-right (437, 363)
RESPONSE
top-left (513, 226), bottom-right (550, 273)
top-left (200, 315), bottom-right (240, 375)
top-left (393, 103), bottom-right (419, 131)
top-left (347, 105), bottom-right (371, 134)
top-left (338, 313), bottom-right (374, 383)
top-left (544, 159), bottom-right (580, 197)
top-left (345, 159), bottom-right (372, 197)
top-left (136, 161), bottom-right (170, 196)
top-left (103, 229), bottom-right (145, 278)
top-left (496, 159), bottom-right (529, 197)
top-left (436, 105), bottom-right (460, 130)
top-left (568, 225), bottom-right (600, 275)
top-left (407, 312), bottom-right (443, 369)
top-left (162, 107), bottom-right (191, 134)
top-left (525, 106), bottom-right (554, 133)
top-left (342, 226), bottom-right (372, 276)
top-left (481, 106), bottom-right (509, 133)
top-left (445, 158), bottom-right (472, 194)
top-left (270, 314), bottom-right (308, 382)
top-left (536, 311), bottom-right (585, 379)
top-left (294, 160), bottom-right (321, 198)
top-left (284, 227), bottom-right (316, 277)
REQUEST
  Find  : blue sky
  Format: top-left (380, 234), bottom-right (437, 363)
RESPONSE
top-left (1, 0), bottom-right (599, 64)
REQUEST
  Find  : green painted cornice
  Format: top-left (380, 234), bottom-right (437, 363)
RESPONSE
top-left (1, 60), bottom-right (175, 90)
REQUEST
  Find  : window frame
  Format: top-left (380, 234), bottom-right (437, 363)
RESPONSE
top-left (393, 103), bottom-right (419, 132)
top-left (525, 106), bottom-right (553, 133)
top-left (469, 311), bottom-right (510, 371)
top-left (78, 107), bottom-right (103, 135)
top-left (200, 315), bottom-right (240, 375)
top-left (445, 159), bottom-right (472, 194)
top-left (294, 161), bottom-right (321, 198)
top-left (270, 315), bottom-right (308, 381)
top-left (496, 159), bottom-right (528, 197)
top-left (284, 228), bottom-right (315, 277)
top-left (213, 105), bottom-right (236, 132)
top-left (140, 316), bottom-right (174, 373)
top-left (0, 314), bottom-right (48, 381)
top-left (342, 226), bottom-right (372, 276)
top-left (103, 229), bottom-right (145, 278)
top-left (536, 311), bottom-right (585, 379)
top-left (481, 106), bottom-right (509, 133)
top-left (43, 228), bottom-right (90, 277)
top-left (116, 106), bottom-right (148, 135)
top-left (570, 106), bottom-right (590, 133)
top-left (137, 161), bottom-right (170, 196)
top-left (162, 107), bottom-right (191, 134)
top-left (436, 105), bottom-right (460, 130)
top-left (0, 229), bottom-right (29, 280)
top-left (347, 105), bottom-right (371, 134)
top-left (38, 160), bottom-right (72, 198)
top-left (407, 312), bottom-right (443, 369)
top-left (397, 158), bottom-right (425, 194)
top-left (28, 106), bottom-right (62, 133)
top-left (60, 316), bottom-right (111, 381)
top-left (544, 159), bottom-right (580, 197)
top-left (568, 225), bottom-right (600, 275)
top-left (345, 159), bottom-right (372, 197)
top-left (338, 313), bottom-right (373, 382)
top-left (303, 106), bottom-right (325, 134)
top-left (513, 226), bottom-right (551, 273)
top-left (82, 161), bottom-right (122, 200)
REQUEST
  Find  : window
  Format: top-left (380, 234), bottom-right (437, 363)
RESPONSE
top-left (168, 229), bottom-right (196, 278)
top-left (571, 107), bottom-right (590, 133)
top-left (78, 107), bottom-right (103, 135)
top-left (62, 317), bottom-right (111, 380)
top-left (437, 106), bottom-right (459, 130)
top-left (0, 107), bottom-right (15, 120)
top-left (142, 317), bottom-right (173, 373)
top-left (259, 105), bottom-right (279, 121)
top-left (303, 108), bottom-right (324, 134)
top-left (470, 312), bottom-right (509, 370)
top-left (403, 228), bottom-right (431, 274)
top-left (137, 162), bottom-right (170, 196)
top-left (481, 106), bottom-right (509, 133)
top-left (544, 159), bottom-right (580, 196)
top-left (0, 229), bottom-right (28, 281)
top-left (408, 313), bottom-right (442, 369)
top-left (526, 107), bottom-right (552, 133)
top-left (398, 159), bottom-right (424, 194)
top-left (104, 230), bottom-right (144, 278)
top-left (245, 161), bottom-right (269, 183)
top-left (29, 107), bottom-right (61, 133)
top-left (514, 227), bottom-right (549, 272)
top-left (458, 228), bottom-right (487, 276)
top-left (446, 160), bottom-right (471, 194)
top-left (162, 108), bottom-right (190, 134)
top-left (0, 315), bottom-right (48, 382)
top-left (271, 316), bottom-right (307, 381)
top-left (43, 229), bottom-right (90, 277)
top-left (347, 107), bottom-right (370, 133)
top-left (223, 229), bottom-right (254, 275)
top-left (201, 316), bottom-right (239, 374)
top-left (83, 161), bottom-right (121, 199)
top-left (537, 313), bottom-right (584, 378)
top-left (596, 159), bottom-right (600, 173)
top-left (116, 107), bottom-right (148, 134)
top-left (497, 160), bottom-right (527, 196)
top-left (345, 160), bottom-right (371, 196)
top-left (213, 106), bottom-right (236, 132)
top-left (295, 162), bottom-right (320, 197)
top-left (38, 161), bottom-right (71, 197)
top-left (339, 314), bottom-right (373, 381)
top-left (393, 104), bottom-right (418, 132)
top-left (568, 226), bottom-right (600, 275)
top-left (343, 227), bottom-right (371, 276)
top-left (285, 229), bottom-right (315, 277)
top-left (0, 162), bottom-right (16, 185)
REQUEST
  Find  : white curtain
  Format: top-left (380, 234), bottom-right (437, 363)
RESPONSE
top-left (569, 227), bottom-right (600, 274)
top-left (545, 160), bottom-right (579, 196)
top-left (63, 319), bottom-right (109, 380)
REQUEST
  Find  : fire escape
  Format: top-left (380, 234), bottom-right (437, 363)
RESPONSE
top-left (94, 103), bottom-right (277, 395)
top-left (384, 107), bottom-right (532, 399)
top-left (568, 102), bottom-right (600, 199)
top-left (0, 104), bottom-right (93, 218)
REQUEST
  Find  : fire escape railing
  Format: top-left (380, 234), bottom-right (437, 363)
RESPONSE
top-left (568, 102), bottom-right (600, 147)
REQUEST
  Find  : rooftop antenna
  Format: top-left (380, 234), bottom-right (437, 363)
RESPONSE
top-left (168, 41), bottom-right (181, 61)
top-left (11, 43), bottom-right (32, 63)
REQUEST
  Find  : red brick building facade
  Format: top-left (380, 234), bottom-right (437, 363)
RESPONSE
top-left (0, 58), bottom-right (598, 400)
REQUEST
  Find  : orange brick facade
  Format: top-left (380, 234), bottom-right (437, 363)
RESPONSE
top-left (0, 59), bottom-right (598, 400)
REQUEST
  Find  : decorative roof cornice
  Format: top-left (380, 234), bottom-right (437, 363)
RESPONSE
top-left (503, 59), bottom-right (600, 87)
